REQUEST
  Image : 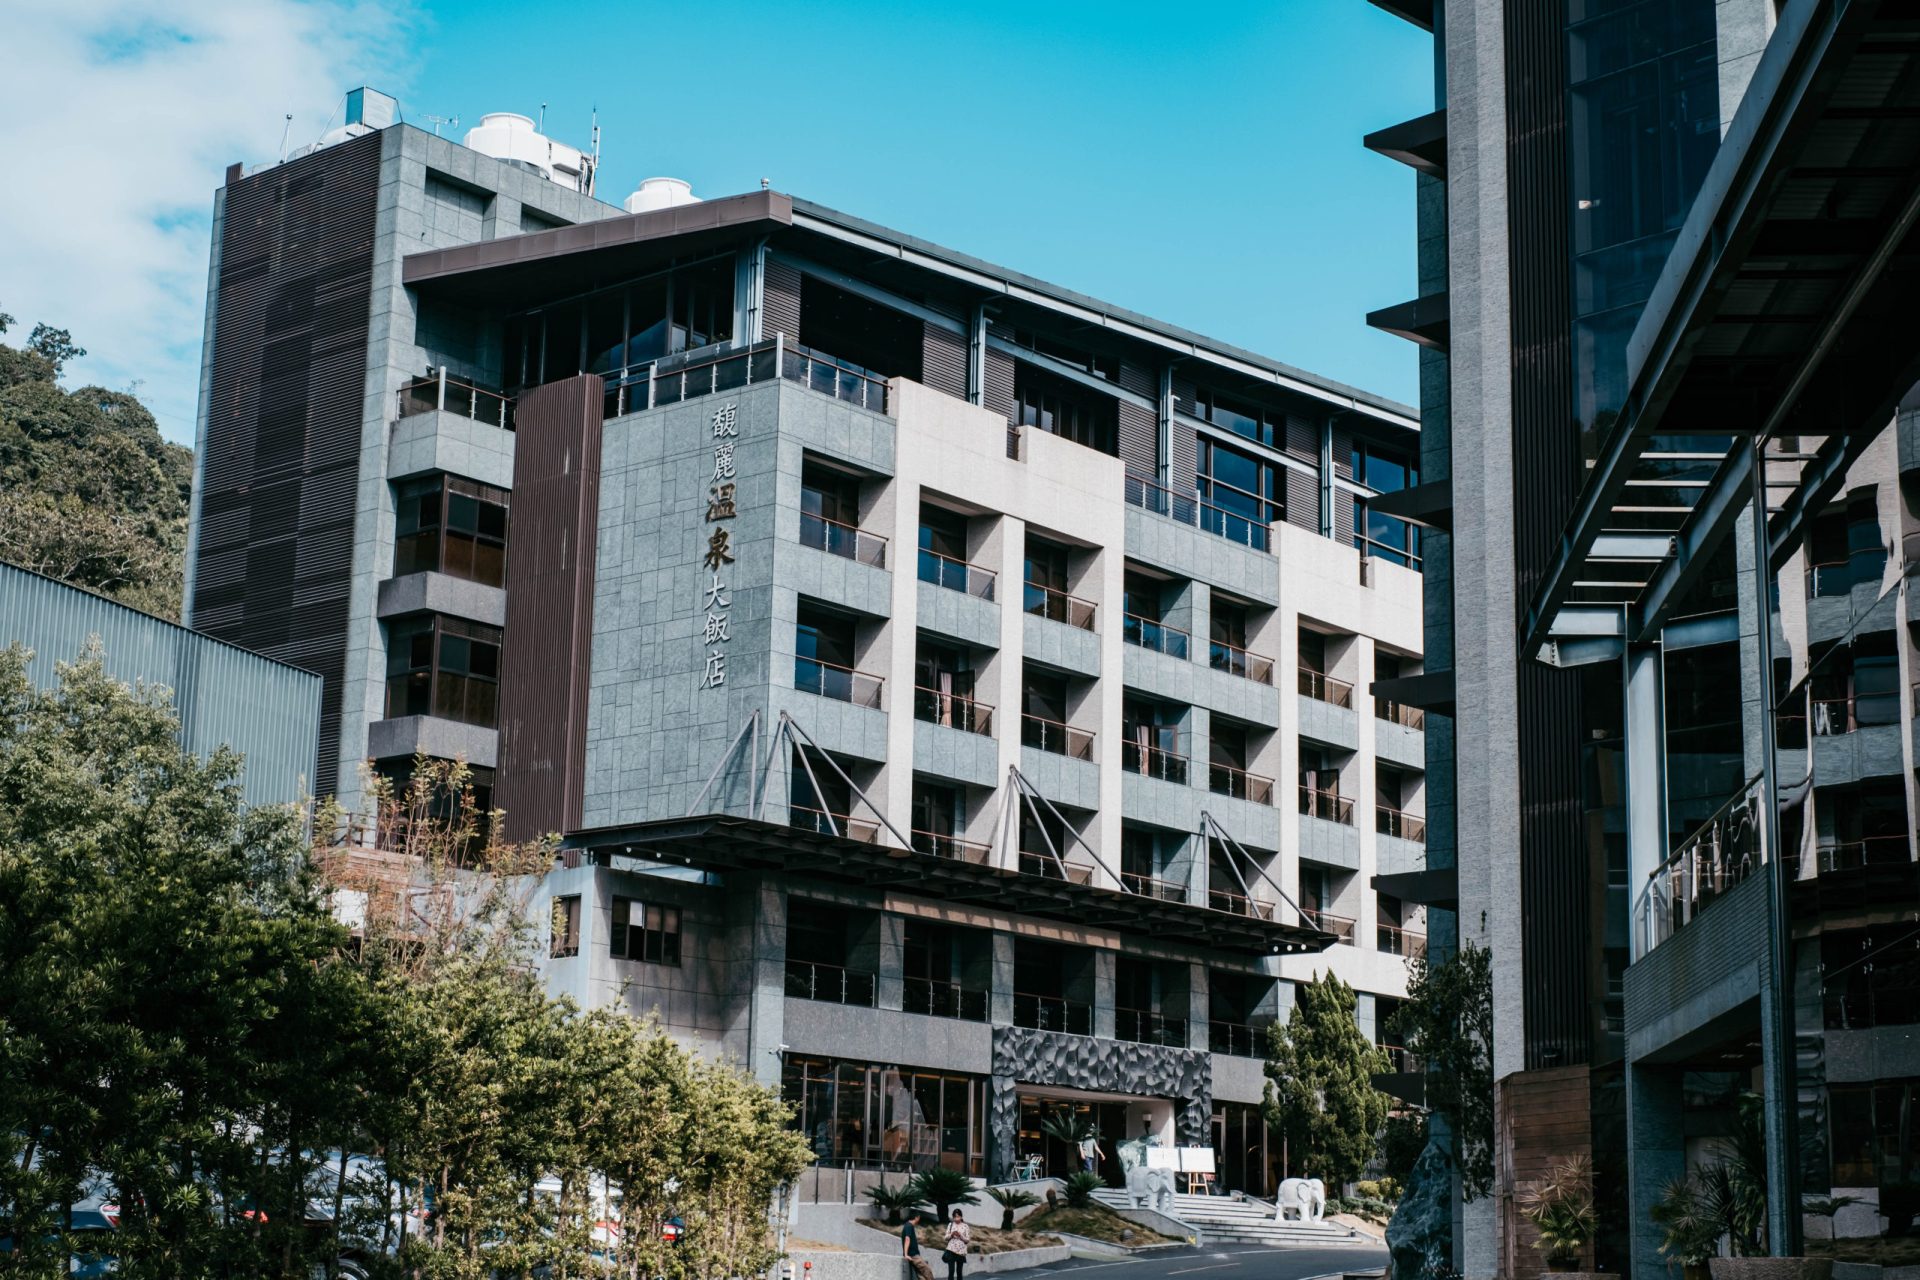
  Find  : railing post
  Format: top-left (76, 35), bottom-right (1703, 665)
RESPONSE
top-left (436, 365), bottom-right (447, 412)
top-left (647, 364), bottom-right (657, 411)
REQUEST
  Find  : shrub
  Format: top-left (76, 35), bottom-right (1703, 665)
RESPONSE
top-left (1063, 1171), bottom-right (1104, 1209)
top-left (1377, 1176), bottom-right (1402, 1202)
top-left (869, 1182), bottom-right (928, 1225)
top-left (986, 1186), bottom-right (1040, 1230)
top-left (910, 1169), bottom-right (980, 1221)
top-left (1355, 1179), bottom-right (1382, 1200)
top-left (1518, 1155), bottom-right (1597, 1268)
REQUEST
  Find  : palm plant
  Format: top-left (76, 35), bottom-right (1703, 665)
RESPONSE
top-left (1651, 1175), bottom-right (1726, 1275)
top-left (1517, 1154), bottom-right (1597, 1270)
top-left (1805, 1194), bottom-right (1864, 1240)
top-left (869, 1181), bottom-right (929, 1225)
top-left (910, 1169), bottom-right (980, 1222)
top-left (987, 1186), bottom-right (1040, 1230)
top-left (1063, 1171), bottom-right (1104, 1209)
top-left (1038, 1111), bottom-right (1099, 1177)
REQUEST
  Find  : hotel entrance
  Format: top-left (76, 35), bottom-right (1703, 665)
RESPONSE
top-left (1013, 1087), bottom-right (1177, 1186)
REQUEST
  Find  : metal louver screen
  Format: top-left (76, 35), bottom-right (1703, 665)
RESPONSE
top-left (922, 323), bottom-right (967, 399)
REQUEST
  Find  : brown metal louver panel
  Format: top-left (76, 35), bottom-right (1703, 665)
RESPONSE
top-left (1168, 421), bottom-right (1197, 497)
top-left (983, 347), bottom-right (1016, 421)
top-left (1285, 468), bottom-right (1318, 534)
top-left (921, 322), bottom-right (967, 400)
top-left (763, 256), bottom-right (802, 343)
top-left (1117, 401), bottom-right (1157, 479)
top-left (191, 130), bottom-right (384, 801)
top-left (494, 374), bottom-right (606, 842)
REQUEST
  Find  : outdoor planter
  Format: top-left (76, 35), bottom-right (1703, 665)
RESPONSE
top-left (1708, 1259), bottom-right (1834, 1280)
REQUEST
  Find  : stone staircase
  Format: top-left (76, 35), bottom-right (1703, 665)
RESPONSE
top-left (1090, 1189), bottom-right (1379, 1248)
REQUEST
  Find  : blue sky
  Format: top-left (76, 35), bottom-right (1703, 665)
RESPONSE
top-left (1, 1), bottom-right (1433, 444)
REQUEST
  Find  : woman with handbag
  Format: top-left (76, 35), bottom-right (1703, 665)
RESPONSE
top-left (942, 1208), bottom-right (971, 1280)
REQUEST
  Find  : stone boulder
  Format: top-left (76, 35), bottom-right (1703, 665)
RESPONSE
top-left (1386, 1140), bottom-right (1452, 1280)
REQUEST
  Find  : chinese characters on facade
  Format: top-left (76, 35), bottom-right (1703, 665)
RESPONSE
top-left (700, 402), bottom-right (739, 690)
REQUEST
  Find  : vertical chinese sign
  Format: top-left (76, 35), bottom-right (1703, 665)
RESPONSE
top-left (700, 402), bottom-right (739, 689)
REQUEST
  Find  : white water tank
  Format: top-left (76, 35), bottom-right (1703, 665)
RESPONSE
top-left (462, 112), bottom-right (593, 193)
top-left (624, 177), bottom-right (700, 214)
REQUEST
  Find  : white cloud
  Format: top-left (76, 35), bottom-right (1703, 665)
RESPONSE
top-left (0, 0), bottom-right (418, 443)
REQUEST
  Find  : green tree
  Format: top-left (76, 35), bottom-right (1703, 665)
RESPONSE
top-left (1262, 971), bottom-right (1390, 1186)
top-left (0, 308), bottom-right (191, 618)
top-left (1390, 941), bottom-right (1495, 1200)
top-left (1377, 1111), bottom-right (1428, 1187)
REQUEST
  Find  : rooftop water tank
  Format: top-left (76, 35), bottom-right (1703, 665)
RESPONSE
top-left (462, 113), bottom-right (593, 193)
top-left (624, 177), bottom-right (700, 214)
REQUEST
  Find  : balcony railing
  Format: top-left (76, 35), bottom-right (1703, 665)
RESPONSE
top-left (1122, 735), bottom-right (1189, 784)
top-left (1377, 1044), bottom-right (1419, 1074)
top-left (1208, 887), bottom-right (1277, 920)
top-left (1299, 787), bottom-right (1355, 825)
top-left (1116, 1008), bottom-right (1189, 1048)
top-left (397, 371), bottom-right (513, 429)
top-left (789, 807), bottom-right (881, 844)
top-left (1636, 775), bottom-right (1765, 956)
top-left (1807, 559), bottom-right (1853, 598)
top-left (1376, 923), bottom-right (1427, 960)
top-left (918, 548), bottom-right (997, 600)
top-left (1124, 614), bottom-right (1190, 660)
top-left (1120, 871), bottom-right (1189, 903)
top-left (1018, 850), bottom-right (1095, 884)
top-left (1124, 475), bottom-right (1273, 554)
top-left (1209, 639), bottom-right (1273, 684)
top-left (1813, 835), bottom-right (1911, 873)
top-left (1209, 1019), bottom-right (1273, 1058)
top-left (1377, 805), bottom-right (1427, 843)
top-left (912, 829), bottom-right (993, 865)
top-left (1022, 714), bottom-right (1095, 761)
top-left (800, 512), bottom-right (887, 568)
top-left (1375, 697), bottom-right (1425, 730)
top-left (1298, 668), bottom-right (1355, 708)
top-left (1209, 761), bottom-right (1275, 806)
top-left (1301, 908), bottom-right (1356, 942)
top-left (795, 656), bottom-right (884, 709)
top-left (914, 687), bottom-right (994, 736)
top-left (601, 335), bottom-right (890, 419)
top-left (1013, 992), bottom-right (1093, 1036)
top-left (903, 977), bottom-right (988, 1022)
top-left (1024, 581), bottom-right (1097, 630)
top-left (785, 959), bottom-right (877, 1006)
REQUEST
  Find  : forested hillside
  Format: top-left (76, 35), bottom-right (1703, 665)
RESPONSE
top-left (0, 310), bottom-right (192, 619)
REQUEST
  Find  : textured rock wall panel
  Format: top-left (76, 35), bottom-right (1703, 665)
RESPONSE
top-left (988, 1026), bottom-right (1211, 1178)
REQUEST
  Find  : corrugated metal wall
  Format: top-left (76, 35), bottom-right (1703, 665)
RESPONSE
top-left (1117, 401), bottom-right (1157, 478)
top-left (495, 375), bottom-right (606, 843)
top-left (0, 564), bottom-right (321, 806)
top-left (921, 323), bottom-right (968, 400)
top-left (764, 257), bottom-right (802, 341)
top-left (189, 131), bottom-right (384, 801)
top-left (983, 347), bottom-right (1016, 421)
top-left (1505, 0), bottom-right (1592, 1074)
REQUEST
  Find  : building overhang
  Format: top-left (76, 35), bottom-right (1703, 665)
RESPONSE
top-left (563, 814), bottom-right (1335, 959)
top-left (1364, 109), bottom-right (1448, 179)
top-left (1519, 0), bottom-right (1920, 661)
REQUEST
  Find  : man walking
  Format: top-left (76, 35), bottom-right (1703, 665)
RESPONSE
top-left (902, 1209), bottom-right (935, 1280)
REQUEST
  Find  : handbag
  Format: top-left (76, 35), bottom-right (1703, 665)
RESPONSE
top-left (941, 1249), bottom-right (960, 1265)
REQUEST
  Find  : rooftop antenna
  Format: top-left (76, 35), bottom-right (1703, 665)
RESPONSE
top-left (538, 101), bottom-right (547, 132)
top-left (760, 177), bottom-right (770, 190)
top-left (422, 112), bottom-right (459, 137)
top-left (279, 114), bottom-right (294, 162)
top-left (587, 106), bottom-right (600, 198)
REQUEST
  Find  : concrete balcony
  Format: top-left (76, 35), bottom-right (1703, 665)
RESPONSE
top-left (1374, 708), bottom-right (1426, 771)
top-left (376, 570), bottom-right (506, 627)
top-left (772, 684), bottom-right (889, 765)
top-left (1121, 492), bottom-right (1280, 608)
top-left (1297, 673), bottom-right (1361, 753)
top-left (367, 714), bottom-right (497, 769)
top-left (783, 525), bottom-right (892, 620)
top-left (912, 717), bottom-right (1000, 790)
top-left (1023, 601), bottom-right (1101, 678)
top-left (915, 577), bottom-right (999, 650)
top-left (1623, 872), bottom-right (1770, 1062)
top-left (1377, 831), bottom-right (1427, 878)
top-left (783, 997), bottom-right (993, 1075)
top-left (389, 399), bottom-right (516, 489)
top-left (1299, 792), bottom-right (1361, 871)
top-left (1019, 741), bottom-right (1100, 811)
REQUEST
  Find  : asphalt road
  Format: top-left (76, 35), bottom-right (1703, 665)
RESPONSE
top-left (997, 1243), bottom-right (1389, 1280)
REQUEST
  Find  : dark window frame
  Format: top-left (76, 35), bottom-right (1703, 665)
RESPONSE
top-left (384, 616), bottom-right (503, 727)
top-left (610, 895), bottom-right (683, 966)
top-left (394, 474), bottom-right (510, 586)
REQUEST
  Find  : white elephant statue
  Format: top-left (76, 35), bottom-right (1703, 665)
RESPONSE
top-left (1125, 1165), bottom-right (1176, 1214)
top-left (1275, 1177), bottom-right (1327, 1222)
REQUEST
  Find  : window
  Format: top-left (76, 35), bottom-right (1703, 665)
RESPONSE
top-left (501, 257), bottom-right (736, 391)
top-left (1196, 387), bottom-right (1276, 448)
top-left (1350, 441), bottom-right (1420, 569)
top-left (610, 896), bottom-right (682, 965)
top-left (550, 895), bottom-right (581, 958)
top-left (384, 617), bottom-right (502, 727)
top-left (1197, 437), bottom-right (1280, 534)
top-left (1010, 329), bottom-right (1120, 383)
top-left (1014, 364), bottom-right (1117, 455)
top-left (394, 476), bottom-right (510, 586)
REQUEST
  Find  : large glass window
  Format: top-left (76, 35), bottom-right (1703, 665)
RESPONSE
top-left (1350, 440), bottom-right (1420, 569)
top-left (1014, 364), bottom-right (1117, 456)
top-left (394, 476), bottom-right (509, 586)
top-left (501, 256), bottom-right (736, 392)
top-left (780, 1055), bottom-right (988, 1174)
top-left (610, 896), bottom-right (682, 965)
top-left (1197, 436), bottom-right (1280, 536)
top-left (384, 617), bottom-right (502, 727)
top-left (1196, 387), bottom-right (1277, 448)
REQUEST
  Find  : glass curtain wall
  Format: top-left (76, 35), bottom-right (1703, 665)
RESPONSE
top-left (780, 1056), bottom-right (988, 1174)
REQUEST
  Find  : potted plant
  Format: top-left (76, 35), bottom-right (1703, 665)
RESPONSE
top-left (1517, 1155), bottom-right (1604, 1276)
top-left (1655, 1094), bottom-right (1832, 1280)
top-left (1652, 1174), bottom-right (1729, 1280)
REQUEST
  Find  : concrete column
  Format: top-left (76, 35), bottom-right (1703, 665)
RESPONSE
top-left (1187, 961), bottom-right (1211, 1051)
top-left (1093, 947), bottom-right (1118, 1041)
top-left (1626, 1060), bottom-right (1685, 1277)
top-left (739, 876), bottom-right (788, 1086)
top-left (876, 912), bottom-right (905, 1011)
top-left (1625, 642), bottom-right (1668, 961)
top-left (990, 931), bottom-right (1016, 1025)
